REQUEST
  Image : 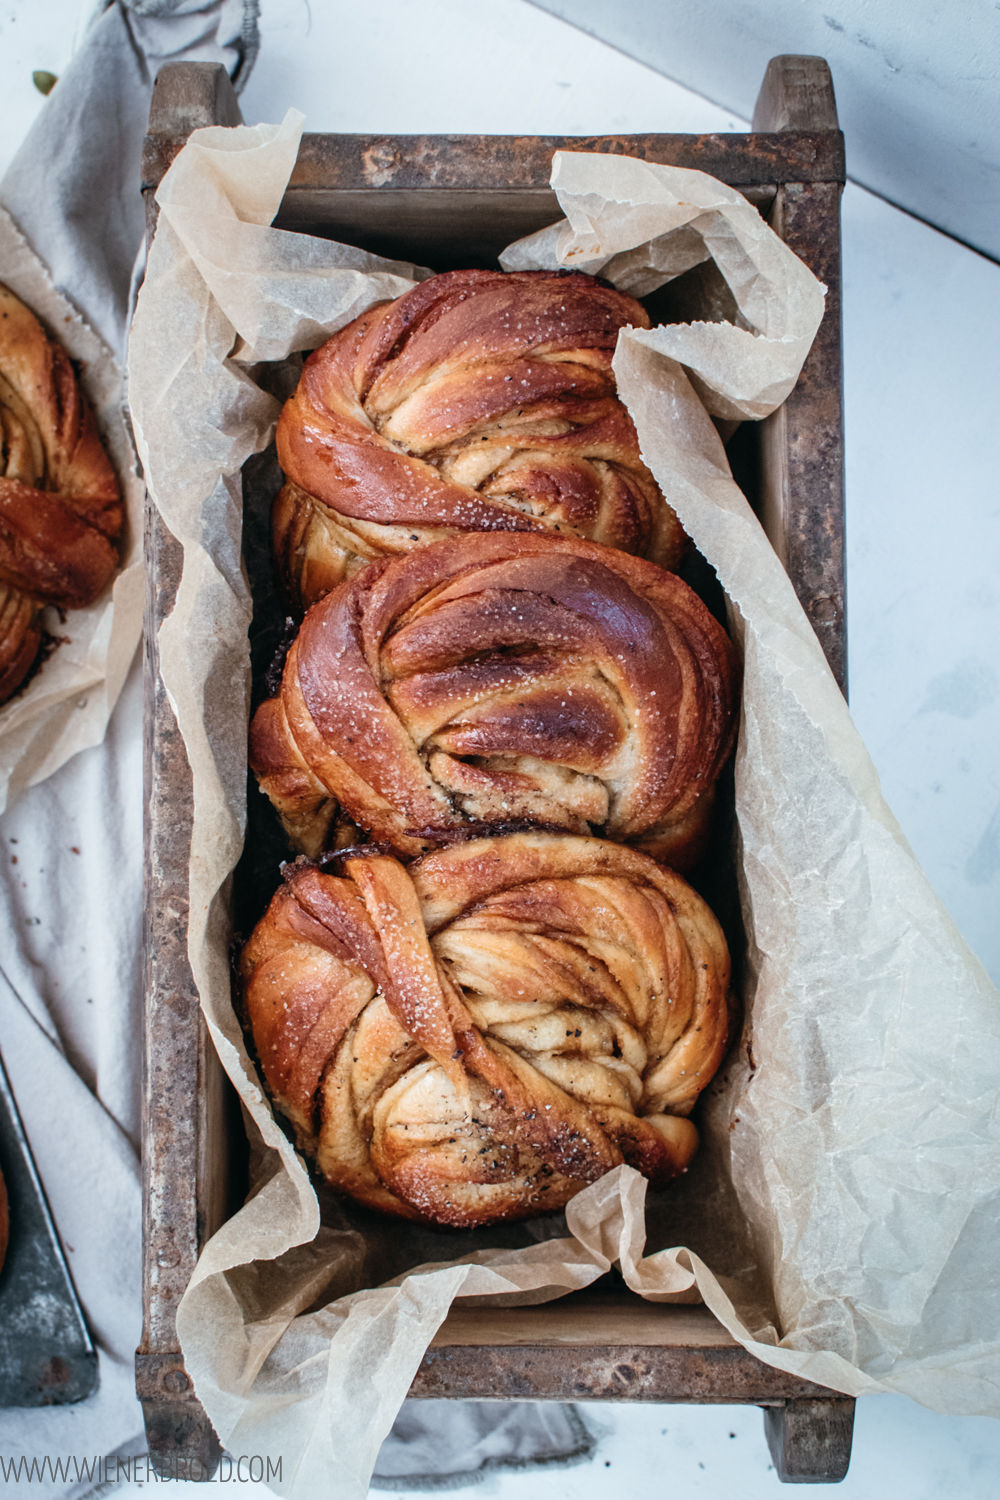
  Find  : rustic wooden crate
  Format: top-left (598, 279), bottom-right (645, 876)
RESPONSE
top-left (138, 55), bottom-right (850, 1485)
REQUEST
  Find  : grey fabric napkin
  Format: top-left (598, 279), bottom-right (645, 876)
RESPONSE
top-left (0, 5), bottom-right (598, 1489)
top-left (1, 0), bottom-right (257, 359)
top-left (0, 4), bottom-right (255, 1494)
top-left (372, 1401), bottom-right (595, 1491)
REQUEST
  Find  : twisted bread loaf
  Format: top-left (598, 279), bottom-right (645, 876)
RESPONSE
top-left (273, 269), bottom-right (687, 608)
top-left (0, 284), bottom-right (121, 703)
top-left (241, 833), bottom-right (733, 1227)
top-left (250, 532), bottom-right (738, 867)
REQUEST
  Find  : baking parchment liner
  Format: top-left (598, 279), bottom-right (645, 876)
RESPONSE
top-left (0, 209), bottom-right (144, 812)
top-left (127, 113), bottom-right (1000, 1496)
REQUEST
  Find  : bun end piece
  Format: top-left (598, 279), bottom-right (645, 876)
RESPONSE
top-left (0, 282), bottom-right (121, 704)
top-left (273, 269), bottom-right (689, 610)
top-left (241, 834), bottom-right (734, 1228)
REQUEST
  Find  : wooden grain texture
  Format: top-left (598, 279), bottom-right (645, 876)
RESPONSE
top-left (755, 57), bottom-right (847, 694)
top-left (415, 1299), bottom-right (840, 1404)
top-left (142, 128), bottom-right (844, 201)
top-left (429, 1300), bottom-right (739, 1349)
top-left (137, 63), bottom-right (240, 1481)
top-left (765, 180), bottom-right (847, 692)
top-left (411, 1343), bottom-right (841, 1405)
top-left (142, 125), bottom-right (841, 269)
top-left (753, 55), bottom-right (840, 133)
top-left (140, 54), bottom-right (852, 1483)
top-left (142, 63), bottom-right (241, 245)
top-left (765, 1396), bottom-right (857, 1483)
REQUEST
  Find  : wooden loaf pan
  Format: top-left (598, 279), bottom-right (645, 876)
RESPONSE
top-left (138, 53), bottom-right (850, 1485)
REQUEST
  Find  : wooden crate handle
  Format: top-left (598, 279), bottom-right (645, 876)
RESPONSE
top-left (753, 55), bottom-right (840, 132)
top-left (765, 1395), bottom-right (856, 1483)
top-left (148, 59), bottom-right (243, 136)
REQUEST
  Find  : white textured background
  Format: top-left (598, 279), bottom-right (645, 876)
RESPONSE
top-left (531, 0), bottom-right (1000, 261)
top-left (1, 0), bottom-right (998, 1494)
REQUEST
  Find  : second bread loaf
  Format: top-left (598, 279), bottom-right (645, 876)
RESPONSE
top-left (251, 532), bottom-right (738, 865)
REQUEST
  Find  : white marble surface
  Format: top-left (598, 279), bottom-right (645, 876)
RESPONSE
top-left (841, 181), bottom-right (1000, 985)
top-left (531, 0), bottom-right (1000, 262)
top-left (1, 0), bottom-right (997, 1493)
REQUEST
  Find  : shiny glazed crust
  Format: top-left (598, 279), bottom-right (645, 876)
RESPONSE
top-left (240, 833), bottom-right (733, 1227)
top-left (250, 531), bottom-right (738, 865)
top-left (273, 269), bottom-right (687, 607)
top-left (0, 283), bottom-right (121, 703)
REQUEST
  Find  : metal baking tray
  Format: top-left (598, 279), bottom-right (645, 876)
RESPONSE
top-left (0, 1050), bottom-right (97, 1407)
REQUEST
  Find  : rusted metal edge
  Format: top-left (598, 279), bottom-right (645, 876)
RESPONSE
top-left (136, 1350), bottom-right (199, 1402)
top-left (141, 503), bottom-right (216, 1474)
top-left (142, 128), bottom-right (845, 197)
top-left (136, 1351), bottom-right (222, 1476)
top-left (136, 1339), bottom-right (835, 1408)
top-left (408, 1342), bottom-right (842, 1404)
top-left (141, 506), bottom-right (200, 1351)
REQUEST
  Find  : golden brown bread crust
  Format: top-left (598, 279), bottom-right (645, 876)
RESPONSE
top-left (0, 283), bottom-right (121, 703)
top-left (250, 532), bottom-right (738, 865)
top-left (273, 269), bottom-right (687, 607)
top-left (240, 832), bottom-right (734, 1227)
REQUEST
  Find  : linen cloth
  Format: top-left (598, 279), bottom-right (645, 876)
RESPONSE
top-left (0, 3), bottom-right (256, 1491)
top-left (0, 4), bottom-right (590, 1490)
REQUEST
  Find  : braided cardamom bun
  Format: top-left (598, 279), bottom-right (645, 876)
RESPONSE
top-left (241, 833), bottom-right (733, 1227)
top-left (273, 269), bottom-right (687, 608)
top-left (0, 284), bottom-right (121, 703)
top-left (250, 532), bottom-right (738, 866)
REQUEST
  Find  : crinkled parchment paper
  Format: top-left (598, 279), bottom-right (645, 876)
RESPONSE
top-left (0, 209), bottom-right (143, 811)
top-left (127, 117), bottom-right (1000, 1496)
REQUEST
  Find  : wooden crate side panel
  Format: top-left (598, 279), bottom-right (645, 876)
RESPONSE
top-left (287, 129), bottom-right (844, 190)
top-left (765, 181), bottom-right (847, 693)
top-left (755, 55), bottom-right (847, 694)
top-left (142, 506), bottom-right (199, 1352)
top-left (139, 63), bottom-right (243, 1477)
top-left (142, 128), bottom-right (843, 201)
top-left (410, 1343), bottom-right (843, 1404)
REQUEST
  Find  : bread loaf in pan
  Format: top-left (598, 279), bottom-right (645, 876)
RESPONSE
top-left (0, 283), bottom-right (121, 703)
top-left (250, 531), bottom-right (738, 867)
top-left (240, 832), bottom-right (734, 1229)
top-left (273, 269), bottom-right (688, 608)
